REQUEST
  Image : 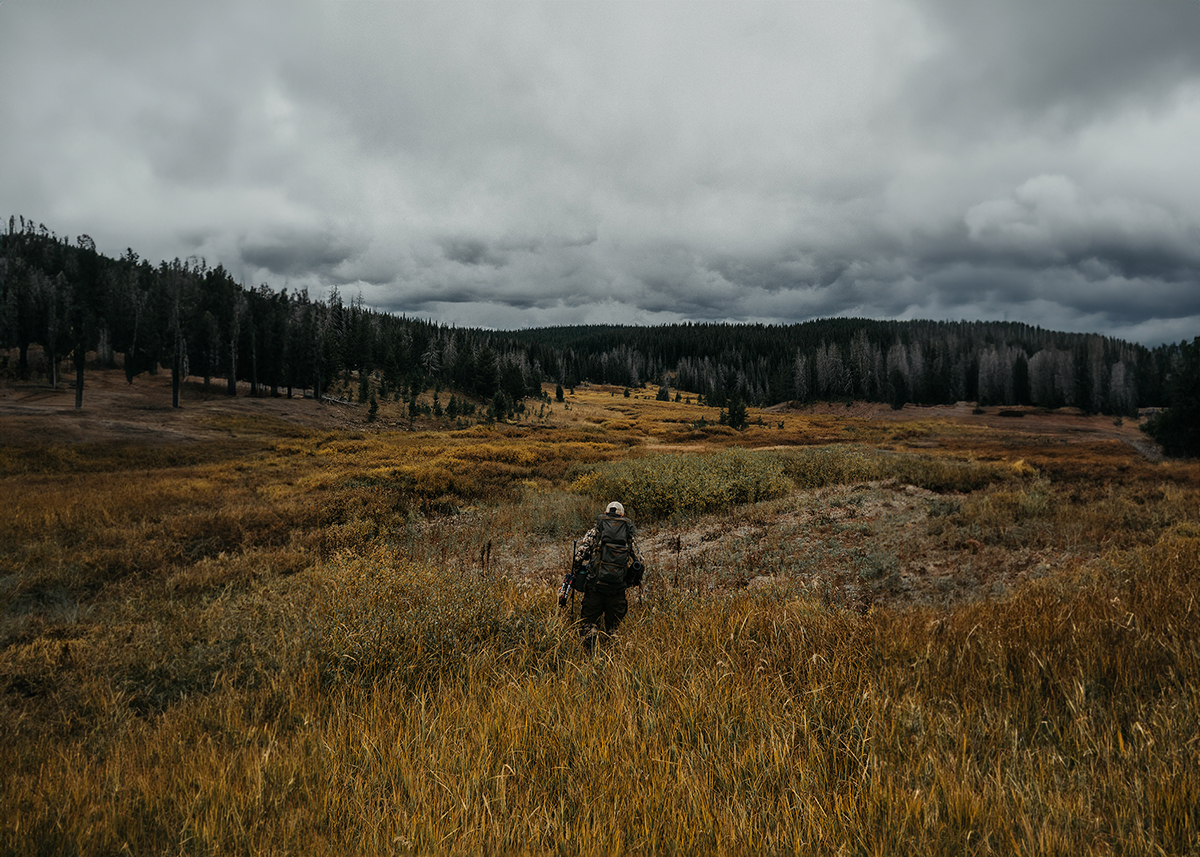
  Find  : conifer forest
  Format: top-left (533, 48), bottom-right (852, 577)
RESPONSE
top-left (2, 217), bottom-right (1192, 423)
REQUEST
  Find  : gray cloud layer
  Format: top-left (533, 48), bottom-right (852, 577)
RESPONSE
top-left (2, 0), bottom-right (1197, 345)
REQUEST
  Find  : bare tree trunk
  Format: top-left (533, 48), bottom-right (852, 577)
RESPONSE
top-left (227, 339), bottom-right (237, 396)
top-left (172, 344), bottom-right (182, 408)
top-left (227, 293), bottom-right (246, 397)
top-left (74, 346), bottom-right (85, 409)
top-left (98, 327), bottom-right (113, 367)
top-left (250, 329), bottom-right (259, 397)
top-left (167, 263), bottom-right (184, 408)
top-left (126, 298), bottom-right (142, 384)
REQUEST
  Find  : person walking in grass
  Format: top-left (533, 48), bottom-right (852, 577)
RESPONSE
top-left (572, 501), bottom-right (644, 651)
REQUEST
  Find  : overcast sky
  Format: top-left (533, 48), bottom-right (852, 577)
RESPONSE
top-left (2, 1), bottom-right (1198, 345)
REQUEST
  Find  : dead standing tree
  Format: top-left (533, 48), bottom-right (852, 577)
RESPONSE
top-left (227, 290), bottom-right (246, 397)
top-left (165, 260), bottom-right (188, 409)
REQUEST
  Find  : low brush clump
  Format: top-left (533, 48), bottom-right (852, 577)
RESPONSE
top-left (571, 447), bottom-right (791, 520)
top-left (778, 445), bottom-right (1021, 493)
top-left (569, 444), bottom-right (1020, 523)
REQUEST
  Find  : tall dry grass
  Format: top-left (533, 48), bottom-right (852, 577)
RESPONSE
top-left (4, 536), bottom-right (1197, 855)
top-left (3, 415), bottom-right (1199, 855)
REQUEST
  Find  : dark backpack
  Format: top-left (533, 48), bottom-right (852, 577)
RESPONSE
top-left (591, 514), bottom-right (634, 589)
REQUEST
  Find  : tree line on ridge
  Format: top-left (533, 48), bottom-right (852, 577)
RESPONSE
top-left (2, 216), bottom-right (1195, 445)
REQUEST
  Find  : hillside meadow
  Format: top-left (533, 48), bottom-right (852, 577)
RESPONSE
top-left (2, 373), bottom-right (1199, 855)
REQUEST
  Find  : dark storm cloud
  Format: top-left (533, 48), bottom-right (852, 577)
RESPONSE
top-left (1, 0), bottom-right (1197, 345)
top-left (958, 175), bottom-right (1200, 275)
top-left (239, 227), bottom-right (367, 279)
top-left (440, 239), bottom-right (507, 269)
top-left (907, 1), bottom-right (1200, 128)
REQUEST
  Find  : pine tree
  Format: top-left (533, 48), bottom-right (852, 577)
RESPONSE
top-left (1144, 337), bottom-right (1200, 457)
top-left (726, 394), bottom-right (748, 430)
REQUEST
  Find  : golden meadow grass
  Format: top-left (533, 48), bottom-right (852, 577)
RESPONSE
top-left (3, 398), bottom-right (1200, 855)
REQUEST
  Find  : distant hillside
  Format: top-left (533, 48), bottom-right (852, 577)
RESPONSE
top-left (499, 318), bottom-right (1175, 415)
top-left (1, 216), bottom-right (1188, 415)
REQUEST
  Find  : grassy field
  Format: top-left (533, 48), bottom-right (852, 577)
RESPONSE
top-left (2, 377), bottom-right (1199, 855)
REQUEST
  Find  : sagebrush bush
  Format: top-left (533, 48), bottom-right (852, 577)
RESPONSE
top-left (888, 453), bottom-right (1020, 493)
top-left (778, 445), bottom-right (884, 488)
top-left (571, 447), bottom-right (790, 520)
top-left (570, 446), bottom-right (1022, 522)
top-left (779, 445), bottom-right (1020, 493)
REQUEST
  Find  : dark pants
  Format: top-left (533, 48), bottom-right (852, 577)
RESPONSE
top-left (579, 584), bottom-right (628, 648)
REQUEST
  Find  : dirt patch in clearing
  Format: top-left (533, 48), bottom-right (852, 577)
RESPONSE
top-left (514, 480), bottom-right (1072, 613)
top-left (2, 368), bottom-right (1163, 464)
top-left (0, 368), bottom-right (384, 445)
top-left (629, 482), bottom-right (1062, 611)
top-left (774, 401), bottom-right (1162, 460)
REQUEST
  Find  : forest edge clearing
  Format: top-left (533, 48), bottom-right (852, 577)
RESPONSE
top-left (0, 365), bottom-right (1179, 612)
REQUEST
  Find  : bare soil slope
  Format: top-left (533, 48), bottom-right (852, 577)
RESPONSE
top-left (778, 399), bottom-right (1162, 460)
top-left (0, 369), bottom-right (361, 445)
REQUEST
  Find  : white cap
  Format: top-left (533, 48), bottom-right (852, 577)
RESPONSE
top-left (606, 501), bottom-right (625, 516)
